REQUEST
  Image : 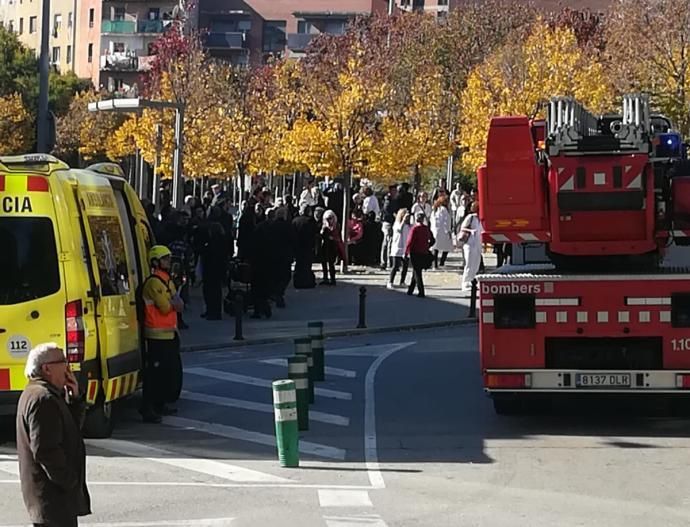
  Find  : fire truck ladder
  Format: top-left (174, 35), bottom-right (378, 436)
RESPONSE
top-left (546, 97), bottom-right (599, 156)
top-left (546, 94), bottom-right (651, 156)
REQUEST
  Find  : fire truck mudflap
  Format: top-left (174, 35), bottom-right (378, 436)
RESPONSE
top-left (478, 265), bottom-right (690, 413)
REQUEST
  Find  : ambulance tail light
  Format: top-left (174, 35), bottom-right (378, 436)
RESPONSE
top-left (65, 300), bottom-right (85, 363)
top-left (486, 373), bottom-right (531, 389)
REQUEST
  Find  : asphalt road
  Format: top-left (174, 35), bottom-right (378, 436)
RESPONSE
top-left (1, 326), bottom-right (690, 526)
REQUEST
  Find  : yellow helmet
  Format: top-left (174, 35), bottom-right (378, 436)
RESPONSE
top-left (148, 245), bottom-right (171, 264)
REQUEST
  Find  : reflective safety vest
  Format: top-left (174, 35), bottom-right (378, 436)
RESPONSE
top-left (142, 270), bottom-right (178, 340)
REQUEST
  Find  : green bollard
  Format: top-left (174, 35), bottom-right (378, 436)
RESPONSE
top-left (288, 356), bottom-right (309, 431)
top-left (294, 337), bottom-right (314, 404)
top-left (272, 379), bottom-right (299, 468)
top-left (308, 321), bottom-right (325, 382)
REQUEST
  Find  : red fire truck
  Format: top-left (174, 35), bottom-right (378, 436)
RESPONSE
top-left (476, 94), bottom-right (690, 414)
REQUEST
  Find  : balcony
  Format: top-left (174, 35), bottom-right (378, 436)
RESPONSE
top-left (137, 19), bottom-right (165, 33)
top-left (287, 33), bottom-right (315, 52)
top-left (205, 31), bottom-right (246, 49)
top-left (100, 51), bottom-right (154, 72)
top-left (101, 20), bottom-right (135, 33)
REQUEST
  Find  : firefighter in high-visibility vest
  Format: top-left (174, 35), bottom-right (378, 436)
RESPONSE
top-left (140, 245), bottom-right (185, 423)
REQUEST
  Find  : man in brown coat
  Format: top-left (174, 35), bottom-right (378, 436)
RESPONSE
top-left (16, 343), bottom-right (92, 527)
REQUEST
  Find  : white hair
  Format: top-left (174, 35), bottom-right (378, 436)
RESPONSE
top-left (25, 343), bottom-right (63, 380)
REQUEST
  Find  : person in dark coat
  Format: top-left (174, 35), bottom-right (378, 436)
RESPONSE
top-left (249, 217), bottom-right (273, 318)
top-left (16, 343), bottom-right (91, 527)
top-left (200, 220), bottom-right (228, 320)
top-left (269, 207), bottom-right (296, 306)
top-left (237, 201), bottom-right (255, 261)
top-left (398, 183), bottom-right (414, 212)
top-left (292, 204), bottom-right (318, 289)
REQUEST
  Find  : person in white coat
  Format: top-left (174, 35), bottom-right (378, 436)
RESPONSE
top-left (387, 208), bottom-right (411, 288)
top-left (430, 196), bottom-right (453, 269)
top-left (459, 201), bottom-right (483, 291)
top-left (411, 192), bottom-right (432, 225)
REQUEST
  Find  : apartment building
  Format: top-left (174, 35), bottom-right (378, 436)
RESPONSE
top-left (0, 0), bottom-right (78, 73)
top-left (98, 0), bottom-right (177, 93)
top-left (197, 0), bottom-right (389, 65)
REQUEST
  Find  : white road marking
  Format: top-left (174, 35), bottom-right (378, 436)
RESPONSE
top-left (327, 342), bottom-right (415, 357)
top-left (0, 455), bottom-right (18, 476)
top-left (0, 519), bottom-right (235, 527)
top-left (181, 390), bottom-right (350, 426)
top-left (186, 367), bottom-right (352, 400)
top-left (0, 479), bottom-right (376, 489)
top-left (92, 439), bottom-right (292, 483)
top-left (261, 359), bottom-right (357, 378)
top-left (364, 342), bottom-right (415, 489)
top-left (319, 489), bottom-right (373, 507)
top-left (324, 515), bottom-right (388, 527)
top-left (165, 416), bottom-right (347, 460)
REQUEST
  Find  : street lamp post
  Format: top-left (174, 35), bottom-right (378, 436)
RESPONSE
top-left (36, 0), bottom-right (50, 152)
top-left (88, 98), bottom-right (185, 208)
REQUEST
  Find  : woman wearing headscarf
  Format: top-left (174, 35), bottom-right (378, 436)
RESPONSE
top-left (459, 201), bottom-right (483, 291)
top-left (320, 210), bottom-right (345, 285)
top-left (387, 208), bottom-right (411, 289)
top-left (430, 195), bottom-right (453, 269)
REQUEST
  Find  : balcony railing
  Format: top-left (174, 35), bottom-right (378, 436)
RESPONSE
top-left (137, 19), bottom-right (165, 33)
top-left (205, 31), bottom-right (246, 49)
top-left (101, 20), bottom-right (135, 33)
top-left (287, 33), bottom-right (315, 51)
top-left (100, 52), bottom-right (154, 72)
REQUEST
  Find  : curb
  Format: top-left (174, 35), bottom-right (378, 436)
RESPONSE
top-left (181, 318), bottom-right (477, 352)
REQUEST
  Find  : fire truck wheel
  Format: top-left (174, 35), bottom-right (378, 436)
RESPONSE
top-left (492, 395), bottom-right (522, 415)
top-left (83, 396), bottom-right (114, 439)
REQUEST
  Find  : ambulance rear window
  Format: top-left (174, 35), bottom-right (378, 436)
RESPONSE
top-left (0, 217), bottom-right (60, 305)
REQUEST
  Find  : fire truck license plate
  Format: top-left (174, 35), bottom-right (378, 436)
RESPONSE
top-left (576, 373), bottom-right (631, 388)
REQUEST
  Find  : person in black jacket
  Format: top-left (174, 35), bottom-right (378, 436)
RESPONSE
top-left (269, 207), bottom-right (296, 308)
top-left (200, 221), bottom-right (228, 320)
top-left (292, 205), bottom-right (317, 289)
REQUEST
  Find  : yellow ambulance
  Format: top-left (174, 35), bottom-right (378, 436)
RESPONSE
top-left (0, 154), bottom-right (154, 437)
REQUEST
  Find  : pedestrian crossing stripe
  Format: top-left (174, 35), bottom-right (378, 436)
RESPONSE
top-left (104, 371), bottom-right (139, 403)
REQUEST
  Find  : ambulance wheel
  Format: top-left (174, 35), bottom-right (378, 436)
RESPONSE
top-left (83, 396), bottom-right (114, 439)
top-left (492, 395), bottom-right (521, 415)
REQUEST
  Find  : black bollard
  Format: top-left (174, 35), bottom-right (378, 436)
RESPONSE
top-left (468, 279), bottom-right (477, 319)
top-left (234, 294), bottom-right (244, 340)
top-left (357, 286), bottom-right (367, 328)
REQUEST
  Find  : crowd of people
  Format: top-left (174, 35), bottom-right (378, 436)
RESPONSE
top-left (139, 178), bottom-right (493, 322)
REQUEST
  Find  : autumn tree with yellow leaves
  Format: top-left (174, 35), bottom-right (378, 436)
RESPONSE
top-left (460, 20), bottom-right (613, 172)
top-left (606, 0), bottom-right (690, 136)
top-left (0, 93), bottom-right (32, 156)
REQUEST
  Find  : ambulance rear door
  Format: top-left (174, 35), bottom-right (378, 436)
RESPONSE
top-left (74, 173), bottom-right (141, 404)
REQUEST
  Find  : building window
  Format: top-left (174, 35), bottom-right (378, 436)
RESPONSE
top-left (18, 17), bottom-right (22, 34)
top-left (324, 20), bottom-right (345, 35)
top-left (88, 8), bottom-right (94, 28)
top-left (8, 20), bottom-right (13, 32)
top-left (53, 13), bottom-right (61, 30)
top-left (438, 0), bottom-right (448, 4)
top-left (112, 41), bottom-right (125, 52)
top-left (66, 45), bottom-right (72, 64)
top-left (67, 12), bottom-right (72, 29)
top-left (297, 20), bottom-right (313, 34)
top-left (87, 43), bottom-right (93, 63)
top-left (148, 8), bottom-right (159, 20)
top-left (113, 7), bottom-right (125, 21)
top-left (262, 20), bottom-right (286, 53)
top-left (51, 46), bottom-right (60, 64)
top-left (29, 16), bottom-right (36, 33)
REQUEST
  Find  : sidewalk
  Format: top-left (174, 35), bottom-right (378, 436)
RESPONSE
top-left (180, 252), bottom-right (488, 351)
